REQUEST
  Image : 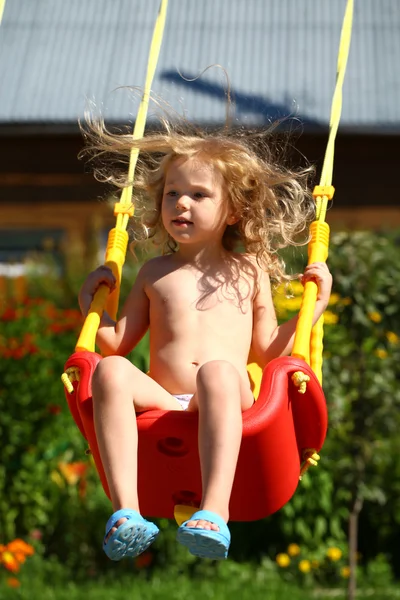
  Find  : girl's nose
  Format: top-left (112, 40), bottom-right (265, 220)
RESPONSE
top-left (175, 194), bottom-right (190, 209)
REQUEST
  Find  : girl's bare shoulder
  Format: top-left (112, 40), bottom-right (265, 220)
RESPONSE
top-left (235, 253), bottom-right (273, 296)
top-left (234, 252), bottom-right (266, 278)
top-left (137, 254), bottom-right (178, 283)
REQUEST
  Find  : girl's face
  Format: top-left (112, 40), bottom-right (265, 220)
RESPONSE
top-left (161, 157), bottom-right (235, 247)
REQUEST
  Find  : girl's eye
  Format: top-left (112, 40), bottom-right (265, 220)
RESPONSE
top-left (194, 192), bottom-right (205, 199)
top-left (166, 190), bottom-right (177, 197)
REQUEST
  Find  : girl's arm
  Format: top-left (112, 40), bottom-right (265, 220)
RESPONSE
top-left (78, 264), bottom-right (150, 357)
top-left (251, 262), bottom-right (332, 365)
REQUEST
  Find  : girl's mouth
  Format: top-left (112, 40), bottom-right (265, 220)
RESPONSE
top-left (172, 218), bottom-right (193, 226)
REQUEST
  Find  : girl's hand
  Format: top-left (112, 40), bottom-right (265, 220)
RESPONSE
top-left (79, 266), bottom-right (117, 315)
top-left (301, 262), bottom-right (333, 312)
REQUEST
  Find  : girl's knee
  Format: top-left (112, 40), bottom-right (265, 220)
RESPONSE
top-left (197, 360), bottom-right (239, 391)
top-left (92, 356), bottom-right (135, 392)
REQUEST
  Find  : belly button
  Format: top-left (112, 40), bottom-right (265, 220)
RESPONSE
top-left (191, 362), bottom-right (199, 367)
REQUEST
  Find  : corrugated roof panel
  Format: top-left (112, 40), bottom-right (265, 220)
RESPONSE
top-left (0, 0), bottom-right (399, 130)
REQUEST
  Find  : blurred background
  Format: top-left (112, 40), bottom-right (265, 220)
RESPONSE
top-left (0, 1), bottom-right (400, 599)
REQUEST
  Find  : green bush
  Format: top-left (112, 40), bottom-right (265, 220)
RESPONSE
top-left (321, 231), bottom-right (400, 569)
top-left (0, 291), bottom-right (149, 578)
top-left (269, 230), bottom-right (400, 577)
top-left (1, 230), bottom-right (400, 587)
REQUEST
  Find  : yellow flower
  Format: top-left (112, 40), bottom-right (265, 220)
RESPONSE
top-left (274, 283), bottom-right (286, 297)
top-left (1, 551), bottom-right (20, 573)
top-left (386, 331), bottom-right (399, 345)
top-left (50, 470), bottom-right (65, 488)
top-left (328, 293), bottom-right (341, 306)
top-left (282, 296), bottom-right (303, 311)
top-left (311, 559), bottom-right (320, 569)
top-left (374, 348), bottom-right (388, 359)
top-left (341, 566), bottom-right (351, 578)
top-left (287, 543), bottom-right (301, 557)
top-left (323, 310), bottom-right (339, 325)
top-left (276, 553), bottom-right (291, 567)
top-left (342, 297), bottom-right (352, 305)
top-left (326, 547), bottom-right (342, 561)
top-left (289, 281), bottom-right (304, 295)
top-left (368, 311), bottom-right (382, 323)
top-left (298, 559), bottom-right (311, 573)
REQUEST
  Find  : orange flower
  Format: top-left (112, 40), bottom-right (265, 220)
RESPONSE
top-left (13, 276), bottom-right (27, 303)
top-left (1, 307), bottom-right (17, 321)
top-left (43, 304), bottom-right (57, 319)
top-left (1, 551), bottom-right (20, 573)
top-left (6, 577), bottom-right (21, 588)
top-left (58, 461), bottom-right (88, 485)
top-left (49, 323), bottom-right (64, 334)
top-left (63, 308), bottom-right (83, 321)
top-left (341, 566), bottom-right (351, 578)
top-left (7, 539), bottom-right (34, 557)
top-left (13, 552), bottom-right (26, 564)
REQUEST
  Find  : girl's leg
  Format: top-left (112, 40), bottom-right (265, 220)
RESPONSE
top-left (92, 355), bottom-right (181, 538)
top-left (185, 360), bottom-right (253, 531)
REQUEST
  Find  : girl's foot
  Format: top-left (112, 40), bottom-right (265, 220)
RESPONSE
top-left (177, 510), bottom-right (230, 560)
top-left (103, 509), bottom-right (159, 561)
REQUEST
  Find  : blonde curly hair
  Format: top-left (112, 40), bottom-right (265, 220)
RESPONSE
top-left (81, 117), bottom-right (315, 282)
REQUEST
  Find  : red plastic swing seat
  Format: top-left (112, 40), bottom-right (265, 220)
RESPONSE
top-left (64, 352), bottom-right (327, 521)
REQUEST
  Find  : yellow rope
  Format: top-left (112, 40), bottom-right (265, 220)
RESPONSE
top-left (117, 0), bottom-right (170, 230)
top-left (291, 0), bottom-right (354, 385)
top-left (319, 0), bottom-right (355, 200)
top-left (75, 0), bottom-right (169, 353)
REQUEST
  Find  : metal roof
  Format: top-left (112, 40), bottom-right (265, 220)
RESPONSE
top-left (1, 0), bottom-right (399, 131)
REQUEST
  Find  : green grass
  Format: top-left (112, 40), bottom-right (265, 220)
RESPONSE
top-left (2, 573), bottom-right (400, 600)
top-left (2, 554), bottom-right (399, 600)
top-left (0, 576), bottom-right (317, 600)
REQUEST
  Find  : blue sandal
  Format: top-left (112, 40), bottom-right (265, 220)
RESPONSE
top-left (103, 509), bottom-right (159, 561)
top-left (176, 510), bottom-right (230, 560)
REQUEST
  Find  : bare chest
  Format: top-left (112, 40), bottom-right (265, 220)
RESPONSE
top-left (147, 268), bottom-right (254, 320)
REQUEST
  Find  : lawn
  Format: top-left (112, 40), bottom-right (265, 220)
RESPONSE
top-left (2, 572), bottom-right (400, 600)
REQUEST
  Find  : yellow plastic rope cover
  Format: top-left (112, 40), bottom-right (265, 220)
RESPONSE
top-left (291, 0), bottom-right (354, 384)
top-left (75, 0), bottom-right (169, 353)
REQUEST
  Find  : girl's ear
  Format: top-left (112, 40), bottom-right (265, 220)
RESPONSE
top-left (226, 213), bottom-right (239, 225)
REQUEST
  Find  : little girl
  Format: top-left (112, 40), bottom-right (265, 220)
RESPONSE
top-left (79, 125), bottom-right (332, 561)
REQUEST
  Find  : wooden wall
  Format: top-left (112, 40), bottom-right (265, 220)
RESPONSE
top-left (0, 130), bottom-right (399, 266)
